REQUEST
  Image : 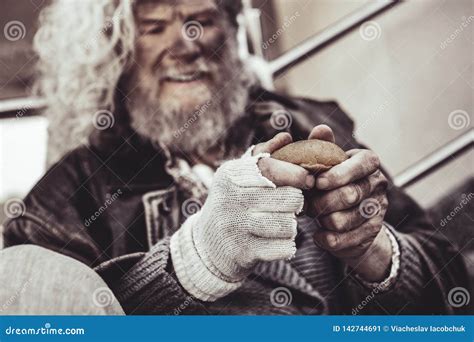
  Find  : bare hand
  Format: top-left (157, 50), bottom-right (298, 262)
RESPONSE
top-left (307, 125), bottom-right (392, 281)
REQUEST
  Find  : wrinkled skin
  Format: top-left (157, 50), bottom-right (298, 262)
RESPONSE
top-left (254, 127), bottom-right (392, 282)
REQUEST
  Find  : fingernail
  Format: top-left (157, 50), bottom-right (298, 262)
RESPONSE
top-left (316, 177), bottom-right (329, 189)
top-left (347, 188), bottom-right (358, 204)
top-left (305, 175), bottom-right (315, 189)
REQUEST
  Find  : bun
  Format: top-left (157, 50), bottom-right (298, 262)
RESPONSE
top-left (271, 139), bottom-right (348, 172)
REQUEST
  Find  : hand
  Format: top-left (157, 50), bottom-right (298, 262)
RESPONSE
top-left (253, 132), bottom-right (316, 190)
top-left (170, 133), bottom-right (312, 301)
top-left (307, 125), bottom-right (392, 282)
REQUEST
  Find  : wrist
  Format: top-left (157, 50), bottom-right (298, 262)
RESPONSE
top-left (346, 225), bottom-right (393, 282)
top-left (170, 214), bottom-right (244, 302)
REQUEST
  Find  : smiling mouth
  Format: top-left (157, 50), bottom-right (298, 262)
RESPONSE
top-left (162, 72), bottom-right (208, 83)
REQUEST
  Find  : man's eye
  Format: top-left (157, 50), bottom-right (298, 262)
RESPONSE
top-left (196, 18), bottom-right (214, 27)
top-left (148, 25), bottom-right (166, 34)
top-left (140, 21), bottom-right (167, 35)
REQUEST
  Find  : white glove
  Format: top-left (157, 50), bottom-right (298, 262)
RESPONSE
top-left (170, 152), bottom-right (304, 301)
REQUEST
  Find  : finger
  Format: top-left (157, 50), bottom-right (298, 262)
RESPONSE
top-left (250, 213), bottom-right (298, 239)
top-left (370, 170), bottom-right (389, 193)
top-left (308, 124), bottom-right (335, 143)
top-left (357, 193), bottom-right (389, 220)
top-left (313, 217), bottom-right (383, 252)
top-left (247, 186), bottom-right (304, 213)
top-left (310, 178), bottom-right (371, 215)
top-left (331, 240), bottom-right (374, 259)
top-left (309, 170), bottom-right (387, 215)
top-left (316, 150), bottom-right (380, 190)
top-left (252, 238), bottom-right (296, 261)
top-left (318, 207), bottom-right (368, 232)
top-left (258, 157), bottom-right (315, 190)
top-left (253, 132), bottom-right (293, 155)
top-left (345, 149), bottom-right (363, 157)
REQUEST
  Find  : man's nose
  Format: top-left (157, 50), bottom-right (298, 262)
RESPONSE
top-left (168, 25), bottom-right (201, 63)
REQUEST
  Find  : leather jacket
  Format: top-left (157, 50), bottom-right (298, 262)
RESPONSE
top-left (4, 87), bottom-right (469, 314)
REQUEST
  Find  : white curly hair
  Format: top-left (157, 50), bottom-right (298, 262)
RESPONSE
top-left (34, 0), bottom-right (136, 163)
top-left (35, 0), bottom-right (251, 165)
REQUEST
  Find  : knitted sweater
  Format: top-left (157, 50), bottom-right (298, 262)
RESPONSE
top-left (98, 216), bottom-right (418, 315)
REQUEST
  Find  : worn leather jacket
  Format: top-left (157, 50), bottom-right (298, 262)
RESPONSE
top-left (4, 87), bottom-right (469, 314)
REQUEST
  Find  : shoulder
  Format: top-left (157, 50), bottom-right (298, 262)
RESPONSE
top-left (36, 145), bottom-right (103, 194)
top-left (12, 145), bottom-right (103, 224)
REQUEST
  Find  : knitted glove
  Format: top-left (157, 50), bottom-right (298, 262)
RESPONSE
top-left (170, 152), bottom-right (304, 301)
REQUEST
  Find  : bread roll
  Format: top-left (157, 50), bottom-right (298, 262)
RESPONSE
top-left (271, 139), bottom-right (348, 172)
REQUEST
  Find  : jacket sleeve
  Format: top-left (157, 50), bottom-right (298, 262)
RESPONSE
top-left (296, 98), bottom-right (470, 314)
top-left (2, 150), bottom-right (204, 315)
top-left (3, 150), bottom-right (104, 265)
top-left (346, 183), bottom-right (470, 314)
top-left (5, 214), bottom-right (204, 314)
top-left (93, 237), bottom-right (207, 315)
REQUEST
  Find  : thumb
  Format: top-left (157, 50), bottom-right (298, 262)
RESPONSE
top-left (253, 132), bottom-right (293, 155)
top-left (308, 124), bottom-right (335, 143)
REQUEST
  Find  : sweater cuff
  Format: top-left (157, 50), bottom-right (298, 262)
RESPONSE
top-left (348, 223), bottom-right (427, 313)
top-left (385, 224), bottom-right (426, 300)
top-left (170, 214), bottom-right (243, 302)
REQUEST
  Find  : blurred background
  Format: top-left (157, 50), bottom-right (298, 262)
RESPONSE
top-left (0, 0), bottom-right (472, 298)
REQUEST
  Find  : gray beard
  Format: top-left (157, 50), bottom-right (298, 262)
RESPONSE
top-left (127, 48), bottom-right (255, 159)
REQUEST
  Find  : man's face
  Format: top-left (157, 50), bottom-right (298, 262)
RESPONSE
top-left (133, 0), bottom-right (225, 113)
top-left (125, 0), bottom-right (252, 158)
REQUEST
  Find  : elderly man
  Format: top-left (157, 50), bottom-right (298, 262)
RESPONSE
top-left (1, 0), bottom-right (468, 315)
